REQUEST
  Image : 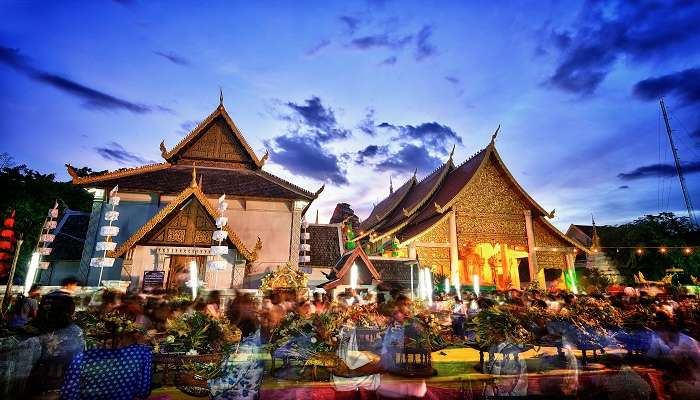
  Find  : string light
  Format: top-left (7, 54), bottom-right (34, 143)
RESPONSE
top-left (636, 248), bottom-right (643, 255)
top-left (685, 248), bottom-right (692, 254)
top-left (659, 247), bottom-right (667, 254)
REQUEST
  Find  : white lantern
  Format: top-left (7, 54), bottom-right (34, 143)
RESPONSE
top-left (40, 234), bottom-right (55, 243)
top-left (44, 221), bottom-right (57, 230)
top-left (207, 260), bottom-right (227, 270)
top-left (299, 255), bottom-right (311, 263)
top-left (104, 211), bottom-right (120, 221)
top-left (48, 208), bottom-right (59, 218)
top-left (210, 245), bottom-right (229, 256)
top-left (215, 216), bottom-right (228, 228)
top-left (39, 247), bottom-right (52, 256)
top-left (108, 196), bottom-right (121, 206)
top-left (38, 261), bottom-right (50, 270)
top-left (100, 226), bottom-right (120, 236)
top-left (90, 257), bottom-right (115, 267)
top-left (96, 241), bottom-right (117, 251)
top-left (212, 230), bottom-right (228, 241)
top-left (299, 243), bottom-right (311, 252)
top-left (301, 232), bottom-right (310, 240)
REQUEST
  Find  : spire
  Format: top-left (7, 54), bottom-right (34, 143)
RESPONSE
top-left (413, 168), bottom-right (417, 179)
top-left (591, 215), bottom-right (601, 251)
top-left (449, 144), bottom-right (456, 159)
top-left (389, 176), bottom-right (394, 194)
top-left (191, 164), bottom-right (198, 187)
top-left (315, 209), bottom-right (319, 224)
top-left (219, 87), bottom-right (224, 106)
top-left (490, 124), bottom-right (501, 144)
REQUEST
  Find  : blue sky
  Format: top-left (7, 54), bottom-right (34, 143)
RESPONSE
top-left (2, 0), bottom-right (700, 229)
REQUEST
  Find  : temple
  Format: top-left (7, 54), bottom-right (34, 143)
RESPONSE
top-left (59, 98), bottom-right (322, 291)
top-left (358, 132), bottom-right (589, 291)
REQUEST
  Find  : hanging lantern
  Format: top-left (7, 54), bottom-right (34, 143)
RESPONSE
top-left (299, 216), bottom-right (311, 266)
top-left (208, 194), bottom-right (229, 272)
top-left (92, 186), bottom-right (120, 286)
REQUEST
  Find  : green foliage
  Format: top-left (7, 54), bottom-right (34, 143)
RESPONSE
top-left (598, 212), bottom-right (700, 282)
top-left (577, 268), bottom-right (611, 293)
top-left (164, 311), bottom-right (240, 354)
top-left (0, 161), bottom-right (92, 282)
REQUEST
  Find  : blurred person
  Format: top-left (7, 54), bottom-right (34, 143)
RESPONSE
top-left (312, 292), bottom-right (327, 313)
top-left (204, 290), bottom-right (223, 319)
top-left (7, 285), bottom-right (40, 329)
top-left (47, 276), bottom-right (80, 297)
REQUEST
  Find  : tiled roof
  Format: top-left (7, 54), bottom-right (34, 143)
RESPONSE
top-left (306, 224), bottom-right (342, 268)
top-left (359, 176), bottom-right (415, 232)
top-left (432, 147), bottom-right (488, 207)
top-left (76, 165), bottom-right (315, 200)
top-left (371, 258), bottom-right (418, 283)
top-left (49, 211), bottom-right (90, 261)
top-left (374, 161), bottom-right (453, 235)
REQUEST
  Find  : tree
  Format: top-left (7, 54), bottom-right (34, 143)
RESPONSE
top-left (0, 162), bottom-right (92, 283)
top-left (598, 212), bottom-right (700, 282)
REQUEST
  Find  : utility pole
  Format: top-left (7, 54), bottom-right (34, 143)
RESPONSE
top-left (660, 98), bottom-right (696, 225)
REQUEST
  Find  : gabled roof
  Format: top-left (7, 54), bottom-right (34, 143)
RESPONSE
top-left (359, 175), bottom-right (416, 232)
top-left (370, 159), bottom-right (454, 240)
top-left (110, 175), bottom-right (261, 261)
top-left (161, 104), bottom-right (265, 168)
top-left (319, 246), bottom-right (381, 289)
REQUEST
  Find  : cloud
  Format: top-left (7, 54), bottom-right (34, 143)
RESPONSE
top-left (379, 56), bottom-right (397, 66)
top-left (357, 109), bottom-right (377, 136)
top-left (153, 50), bottom-right (190, 66)
top-left (618, 185), bottom-right (629, 189)
top-left (349, 33), bottom-right (412, 50)
top-left (379, 121), bottom-right (462, 154)
top-left (339, 16), bottom-right (361, 35)
top-left (541, 1), bottom-right (700, 95)
top-left (445, 76), bottom-right (459, 85)
top-left (179, 120), bottom-right (199, 134)
top-left (0, 45), bottom-right (171, 114)
top-left (617, 161), bottom-right (700, 180)
top-left (414, 25), bottom-right (436, 61)
top-left (306, 39), bottom-right (331, 56)
top-left (268, 136), bottom-right (348, 185)
top-left (375, 144), bottom-right (442, 175)
top-left (285, 96), bottom-right (350, 142)
top-left (95, 142), bottom-right (155, 165)
top-left (633, 67), bottom-right (700, 105)
top-left (355, 144), bottom-right (388, 164)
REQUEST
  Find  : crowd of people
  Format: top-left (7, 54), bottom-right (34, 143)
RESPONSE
top-left (2, 276), bottom-right (700, 399)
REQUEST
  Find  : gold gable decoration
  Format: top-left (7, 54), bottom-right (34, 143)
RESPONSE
top-left (259, 263), bottom-right (308, 292)
top-left (109, 180), bottom-right (259, 261)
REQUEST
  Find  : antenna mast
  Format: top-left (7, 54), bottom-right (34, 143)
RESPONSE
top-left (660, 98), bottom-right (696, 225)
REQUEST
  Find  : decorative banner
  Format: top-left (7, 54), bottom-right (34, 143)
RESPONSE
top-left (93, 186), bottom-right (120, 287)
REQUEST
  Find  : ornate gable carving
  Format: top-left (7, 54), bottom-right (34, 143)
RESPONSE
top-left (144, 198), bottom-right (215, 246)
top-left (180, 118), bottom-right (254, 165)
top-left (450, 155), bottom-right (530, 245)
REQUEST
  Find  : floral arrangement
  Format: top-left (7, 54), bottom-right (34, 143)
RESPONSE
top-left (471, 307), bottom-right (533, 348)
top-left (259, 263), bottom-right (308, 292)
top-left (161, 311), bottom-right (241, 355)
top-left (74, 310), bottom-right (145, 348)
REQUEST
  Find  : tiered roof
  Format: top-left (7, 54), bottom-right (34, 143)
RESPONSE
top-left (361, 137), bottom-right (577, 247)
top-left (67, 102), bottom-right (319, 201)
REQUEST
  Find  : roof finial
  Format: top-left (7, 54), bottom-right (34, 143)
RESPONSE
top-left (491, 124), bottom-right (501, 144)
top-left (413, 168), bottom-right (417, 178)
top-left (449, 144), bottom-right (456, 159)
top-left (315, 209), bottom-right (319, 224)
top-left (191, 163), bottom-right (198, 187)
top-left (219, 87), bottom-right (224, 106)
top-left (389, 176), bottom-right (394, 194)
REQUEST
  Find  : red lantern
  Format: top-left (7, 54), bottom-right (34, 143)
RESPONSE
top-left (0, 241), bottom-right (10, 250)
top-left (1, 229), bottom-right (13, 238)
top-left (3, 210), bottom-right (15, 228)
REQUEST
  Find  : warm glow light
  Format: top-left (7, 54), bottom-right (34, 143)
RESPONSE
top-left (24, 252), bottom-right (40, 296)
top-left (425, 268), bottom-right (433, 306)
top-left (685, 248), bottom-right (692, 254)
top-left (444, 277), bottom-right (450, 295)
top-left (636, 248), bottom-right (643, 255)
top-left (189, 260), bottom-right (198, 299)
top-left (569, 269), bottom-right (578, 295)
top-left (660, 247), bottom-right (667, 253)
top-left (473, 274), bottom-right (480, 297)
top-left (593, 248), bottom-right (599, 253)
top-left (453, 271), bottom-right (461, 300)
top-left (350, 262), bottom-right (358, 290)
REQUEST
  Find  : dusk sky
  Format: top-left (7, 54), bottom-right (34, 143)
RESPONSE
top-left (2, 0), bottom-right (700, 230)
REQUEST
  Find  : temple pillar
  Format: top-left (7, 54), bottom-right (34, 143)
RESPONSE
top-left (408, 241), bottom-right (417, 259)
top-left (448, 209), bottom-right (459, 283)
top-left (500, 243), bottom-right (510, 289)
top-left (523, 210), bottom-right (542, 286)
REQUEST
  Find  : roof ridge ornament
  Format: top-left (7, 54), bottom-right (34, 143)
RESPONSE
top-left (260, 150), bottom-right (269, 167)
top-left (449, 144), bottom-right (456, 159)
top-left (389, 176), bottom-right (394, 194)
top-left (191, 163), bottom-right (198, 187)
top-left (160, 140), bottom-right (167, 158)
top-left (490, 124), bottom-right (501, 144)
top-left (219, 87), bottom-right (224, 106)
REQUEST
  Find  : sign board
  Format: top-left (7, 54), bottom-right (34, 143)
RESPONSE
top-left (142, 270), bottom-right (165, 292)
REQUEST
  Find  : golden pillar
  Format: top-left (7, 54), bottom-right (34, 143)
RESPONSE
top-left (448, 209), bottom-right (460, 285)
